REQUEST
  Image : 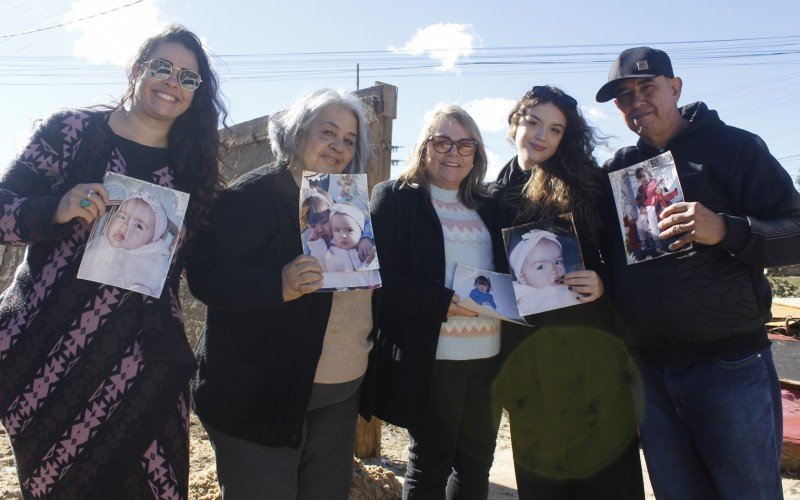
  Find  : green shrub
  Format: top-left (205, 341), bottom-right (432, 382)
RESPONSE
top-left (768, 276), bottom-right (800, 298)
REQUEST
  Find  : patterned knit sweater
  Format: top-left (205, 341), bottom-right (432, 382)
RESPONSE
top-left (0, 109), bottom-right (195, 498)
top-left (430, 185), bottom-right (501, 360)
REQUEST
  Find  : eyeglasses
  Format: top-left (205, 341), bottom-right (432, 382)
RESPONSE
top-left (524, 85), bottom-right (578, 109)
top-left (426, 136), bottom-right (479, 156)
top-left (140, 58), bottom-right (203, 91)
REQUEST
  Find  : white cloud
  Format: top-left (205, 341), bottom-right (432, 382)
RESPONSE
top-left (485, 150), bottom-right (503, 181)
top-left (422, 98), bottom-right (514, 135)
top-left (463, 98), bottom-right (515, 134)
top-left (421, 101), bottom-right (448, 127)
top-left (389, 23), bottom-right (480, 72)
top-left (581, 105), bottom-right (611, 122)
top-left (65, 0), bottom-right (166, 66)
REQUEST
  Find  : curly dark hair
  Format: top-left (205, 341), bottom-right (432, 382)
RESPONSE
top-left (507, 85), bottom-right (605, 243)
top-left (118, 24), bottom-right (227, 238)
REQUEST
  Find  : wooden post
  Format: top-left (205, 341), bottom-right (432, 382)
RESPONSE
top-left (355, 81), bottom-right (398, 194)
top-left (353, 82), bottom-right (398, 459)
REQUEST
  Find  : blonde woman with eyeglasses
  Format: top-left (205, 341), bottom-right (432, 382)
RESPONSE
top-left (0, 25), bottom-right (225, 498)
top-left (370, 105), bottom-right (501, 499)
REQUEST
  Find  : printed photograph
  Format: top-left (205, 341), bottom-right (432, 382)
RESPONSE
top-left (77, 172), bottom-right (189, 298)
top-left (502, 213), bottom-right (584, 317)
top-left (300, 171), bottom-right (381, 291)
top-left (452, 263), bottom-right (525, 325)
top-left (608, 151), bottom-right (690, 264)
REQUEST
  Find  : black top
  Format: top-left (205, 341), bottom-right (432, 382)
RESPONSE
top-left (110, 132), bottom-right (170, 179)
top-left (187, 164), bottom-right (378, 448)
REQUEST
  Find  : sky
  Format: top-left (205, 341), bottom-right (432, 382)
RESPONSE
top-left (1, 0), bottom-right (799, 186)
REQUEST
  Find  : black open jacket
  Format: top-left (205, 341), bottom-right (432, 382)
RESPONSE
top-left (187, 164), bottom-right (378, 448)
top-left (369, 178), bottom-right (495, 429)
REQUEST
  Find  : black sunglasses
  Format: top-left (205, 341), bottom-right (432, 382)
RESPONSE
top-left (427, 136), bottom-right (479, 156)
top-left (524, 85), bottom-right (578, 109)
top-left (140, 58), bottom-right (202, 91)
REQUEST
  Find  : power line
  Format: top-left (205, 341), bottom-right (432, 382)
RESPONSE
top-left (0, 0), bottom-right (143, 39)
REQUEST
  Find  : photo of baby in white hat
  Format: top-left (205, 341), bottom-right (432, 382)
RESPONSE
top-left (325, 202), bottom-right (379, 273)
top-left (503, 214), bottom-right (584, 317)
top-left (78, 173), bottom-right (189, 297)
top-left (299, 172), bottom-right (381, 291)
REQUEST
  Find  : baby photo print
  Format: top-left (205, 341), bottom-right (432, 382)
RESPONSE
top-left (299, 171), bottom-right (381, 291)
top-left (503, 213), bottom-right (585, 318)
top-left (452, 263), bottom-right (525, 325)
top-left (77, 172), bottom-right (189, 298)
top-left (608, 151), bottom-right (690, 264)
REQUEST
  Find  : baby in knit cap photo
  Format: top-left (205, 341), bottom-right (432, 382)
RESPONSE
top-left (299, 172), bottom-right (381, 291)
top-left (503, 214), bottom-right (584, 317)
top-left (78, 173), bottom-right (189, 298)
top-left (325, 203), bottom-right (379, 272)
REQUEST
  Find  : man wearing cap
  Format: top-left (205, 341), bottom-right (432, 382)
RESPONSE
top-left (597, 46), bottom-right (800, 499)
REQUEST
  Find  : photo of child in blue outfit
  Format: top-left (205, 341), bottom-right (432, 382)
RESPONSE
top-left (469, 275), bottom-right (497, 310)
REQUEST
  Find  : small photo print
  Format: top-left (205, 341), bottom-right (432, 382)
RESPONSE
top-left (77, 172), bottom-right (189, 298)
top-left (608, 151), bottom-right (690, 264)
top-left (299, 171), bottom-right (381, 292)
top-left (502, 213), bottom-right (584, 318)
top-left (452, 263), bottom-right (526, 325)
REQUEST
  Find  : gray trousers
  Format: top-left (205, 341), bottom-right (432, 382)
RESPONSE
top-left (203, 377), bottom-right (362, 499)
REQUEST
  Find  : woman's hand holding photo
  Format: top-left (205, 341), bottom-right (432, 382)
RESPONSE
top-left (562, 269), bottom-right (604, 302)
top-left (53, 183), bottom-right (109, 225)
top-left (447, 293), bottom-right (479, 318)
top-left (281, 254), bottom-right (323, 301)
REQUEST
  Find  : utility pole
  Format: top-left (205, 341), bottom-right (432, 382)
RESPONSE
top-left (356, 63), bottom-right (360, 90)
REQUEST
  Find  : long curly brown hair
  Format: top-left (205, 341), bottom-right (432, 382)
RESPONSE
top-left (507, 85), bottom-right (605, 243)
top-left (118, 24), bottom-right (227, 238)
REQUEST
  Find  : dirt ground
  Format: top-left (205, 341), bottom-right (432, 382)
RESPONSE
top-left (0, 413), bottom-right (799, 499)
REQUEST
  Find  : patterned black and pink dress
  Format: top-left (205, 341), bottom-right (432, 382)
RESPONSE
top-left (0, 109), bottom-right (197, 499)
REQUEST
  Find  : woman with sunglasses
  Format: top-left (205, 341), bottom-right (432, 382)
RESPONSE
top-left (0, 25), bottom-right (225, 498)
top-left (370, 105), bottom-right (501, 499)
top-left (490, 86), bottom-right (644, 499)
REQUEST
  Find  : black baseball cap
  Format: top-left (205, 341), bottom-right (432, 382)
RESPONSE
top-left (595, 47), bottom-right (674, 103)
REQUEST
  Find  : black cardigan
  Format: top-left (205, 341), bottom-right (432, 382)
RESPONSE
top-left (187, 164), bottom-right (378, 448)
top-left (369, 178), bottom-right (495, 429)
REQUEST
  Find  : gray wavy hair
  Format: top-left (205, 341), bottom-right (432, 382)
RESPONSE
top-left (268, 88), bottom-right (373, 174)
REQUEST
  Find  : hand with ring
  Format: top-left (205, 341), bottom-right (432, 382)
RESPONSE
top-left (53, 183), bottom-right (109, 225)
top-left (281, 254), bottom-right (323, 302)
top-left (79, 190), bottom-right (94, 209)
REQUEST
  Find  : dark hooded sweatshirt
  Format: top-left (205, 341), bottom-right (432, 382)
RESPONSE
top-left (602, 101), bottom-right (800, 364)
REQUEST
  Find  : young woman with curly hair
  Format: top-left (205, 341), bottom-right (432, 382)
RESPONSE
top-left (491, 85), bottom-right (645, 500)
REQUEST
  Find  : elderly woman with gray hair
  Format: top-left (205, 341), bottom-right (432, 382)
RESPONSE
top-left (187, 88), bottom-right (378, 499)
